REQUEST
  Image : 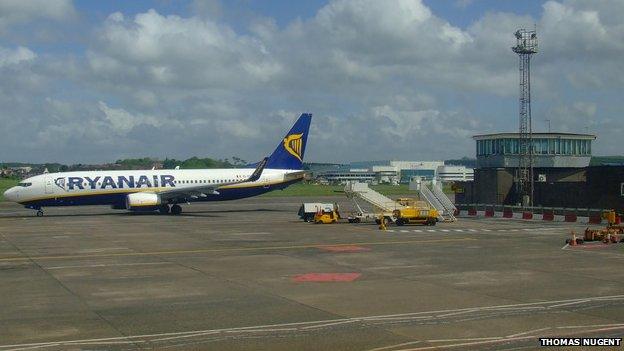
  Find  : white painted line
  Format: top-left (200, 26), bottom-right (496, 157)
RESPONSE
top-left (400, 230), bottom-right (409, 233)
top-left (427, 336), bottom-right (503, 343)
top-left (412, 229), bottom-right (422, 233)
top-left (76, 247), bottom-right (130, 254)
top-left (453, 229), bottom-right (463, 232)
top-left (556, 323), bottom-right (624, 330)
top-left (549, 299), bottom-right (592, 308)
top-left (482, 229), bottom-right (491, 232)
top-left (427, 229), bottom-right (436, 232)
top-left (367, 341), bottom-right (423, 351)
top-left (46, 262), bottom-right (172, 270)
top-left (440, 229), bottom-right (450, 232)
top-left (4, 295), bottom-right (624, 350)
top-left (467, 229), bottom-right (477, 232)
top-left (505, 327), bottom-right (551, 338)
top-left (368, 265), bottom-right (423, 270)
top-left (386, 230), bottom-right (395, 232)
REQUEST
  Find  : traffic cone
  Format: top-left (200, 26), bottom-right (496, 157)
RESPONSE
top-left (570, 231), bottom-right (577, 246)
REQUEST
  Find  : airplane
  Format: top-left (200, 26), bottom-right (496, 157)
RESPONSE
top-left (3, 113), bottom-right (312, 216)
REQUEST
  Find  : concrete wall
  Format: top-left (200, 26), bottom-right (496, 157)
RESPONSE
top-left (457, 166), bottom-right (624, 212)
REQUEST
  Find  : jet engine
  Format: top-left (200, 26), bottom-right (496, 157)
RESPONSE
top-left (126, 192), bottom-right (161, 210)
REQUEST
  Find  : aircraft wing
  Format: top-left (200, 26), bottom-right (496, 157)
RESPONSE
top-left (158, 157), bottom-right (269, 202)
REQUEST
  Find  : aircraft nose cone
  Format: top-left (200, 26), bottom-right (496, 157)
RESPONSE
top-left (3, 187), bottom-right (17, 202)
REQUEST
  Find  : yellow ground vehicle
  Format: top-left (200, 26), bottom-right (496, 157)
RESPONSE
top-left (392, 198), bottom-right (439, 226)
top-left (314, 206), bottom-right (341, 224)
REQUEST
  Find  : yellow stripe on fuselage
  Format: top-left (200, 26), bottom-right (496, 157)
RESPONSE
top-left (21, 176), bottom-right (303, 203)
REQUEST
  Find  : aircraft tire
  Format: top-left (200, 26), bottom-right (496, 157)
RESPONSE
top-left (36, 210), bottom-right (44, 217)
top-left (171, 204), bottom-right (182, 215)
top-left (159, 205), bottom-right (170, 215)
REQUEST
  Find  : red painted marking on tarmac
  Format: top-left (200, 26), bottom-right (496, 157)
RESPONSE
top-left (317, 245), bottom-right (371, 253)
top-left (292, 273), bottom-right (361, 282)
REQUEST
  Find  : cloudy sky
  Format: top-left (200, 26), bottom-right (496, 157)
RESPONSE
top-left (0, 0), bottom-right (622, 164)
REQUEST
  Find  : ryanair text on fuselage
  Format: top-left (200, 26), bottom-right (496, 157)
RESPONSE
top-left (57, 175), bottom-right (176, 191)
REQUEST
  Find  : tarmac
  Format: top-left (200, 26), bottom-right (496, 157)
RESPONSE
top-left (0, 196), bottom-right (623, 350)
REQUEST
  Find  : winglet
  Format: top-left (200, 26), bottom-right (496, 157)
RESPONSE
top-left (247, 157), bottom-right (269, 182)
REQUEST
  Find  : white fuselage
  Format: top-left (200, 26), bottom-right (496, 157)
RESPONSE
top-left (3, 168), bottom-right (301, 207)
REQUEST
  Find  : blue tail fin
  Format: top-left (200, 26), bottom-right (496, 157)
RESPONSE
top-left (266, 113), bottom-right (312, 170)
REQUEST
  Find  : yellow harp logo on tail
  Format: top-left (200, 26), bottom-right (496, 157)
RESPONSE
top-left (283, 133), bottom-right (304, 161)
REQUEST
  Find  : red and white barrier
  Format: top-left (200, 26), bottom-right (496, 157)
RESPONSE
top-left (458, 209), bottom-right (607, 224)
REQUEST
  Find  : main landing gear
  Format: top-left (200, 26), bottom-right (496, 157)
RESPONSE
top-left (158, 204), bottom-right (170, 215)
top-left (171, 204), bottom-right (182, 215)
top-left (158, 204), bottom-right (182, 215)
top-left (36, 209), bottom-right (44, 217)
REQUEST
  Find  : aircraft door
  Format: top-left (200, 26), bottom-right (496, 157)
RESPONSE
top-left (44, 177), bottom-right (55, 194)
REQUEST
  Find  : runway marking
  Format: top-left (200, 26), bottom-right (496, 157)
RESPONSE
top-left (394, 324), bottom-right (624, 351)
top-left (3, 295), bottom-right (624, 351)
top-left (0, 238), bottom-right (477, 263)
top-left (376, 227), bottom-right (566, 235)
top-left (505, 327), bottom-right (550, 338)
top-left (368, 341), bottom-right (423, 351)
top-left (367, 265), bottom-right (423, 270)
top-left (45, 262), bottom-right (172, 270)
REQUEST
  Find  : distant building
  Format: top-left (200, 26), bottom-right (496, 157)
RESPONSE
top-left (314, 160), bottom-right (470, 185)
top-left (371, 166), bottom-right (399, 184)
top-left (317, 170), bottom-right (376, 184)
top-left (437, 165), bottom-right (474, 182)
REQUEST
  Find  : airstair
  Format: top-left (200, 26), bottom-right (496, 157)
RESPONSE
top-left (344, 182), bottom-right (405, 213)
top-left (419, 183), bottom-right (456, 222)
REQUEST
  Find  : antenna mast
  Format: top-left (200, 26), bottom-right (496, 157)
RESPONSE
top-left (512, 28), bottom-right (538, 207)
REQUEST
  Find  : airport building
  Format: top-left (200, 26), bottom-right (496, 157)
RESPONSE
top-left (437, 165), bottom-right (474, 182)
top-left (456, 132), bottom-right (624, 212)
top-left (474, 133), bottom-right (595, 168)
top-left (314, 160), bottom-right (473, 185)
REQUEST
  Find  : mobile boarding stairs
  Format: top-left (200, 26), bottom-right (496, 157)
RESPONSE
top-left (343, 181), bottom-right (456, 222)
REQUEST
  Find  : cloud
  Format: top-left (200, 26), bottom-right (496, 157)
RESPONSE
top-left (0, 46), bottom-right (36, 67)
top-left (98, 101), bottom-right (163, 133)
top-left (0, 0), bottom-right (623, 163)
top-left (0, 0), bottom-right (75, 33)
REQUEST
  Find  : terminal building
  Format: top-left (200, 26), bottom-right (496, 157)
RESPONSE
top-left (314, 160), bottom-right (473, 185)
top-left (456, 132), bottom-right (624, 212)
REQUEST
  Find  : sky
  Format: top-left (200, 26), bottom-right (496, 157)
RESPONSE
top-left (0, 0), bottom-right (622, 164)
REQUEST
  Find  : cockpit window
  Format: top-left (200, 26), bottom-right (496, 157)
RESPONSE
top-left (17, 182), bottom-right (32, 187)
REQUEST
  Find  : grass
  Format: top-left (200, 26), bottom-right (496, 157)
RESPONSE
top-left (0, 178), bottom-right (19, 202)
top-left (260, 183), bottom-right (414, 197)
